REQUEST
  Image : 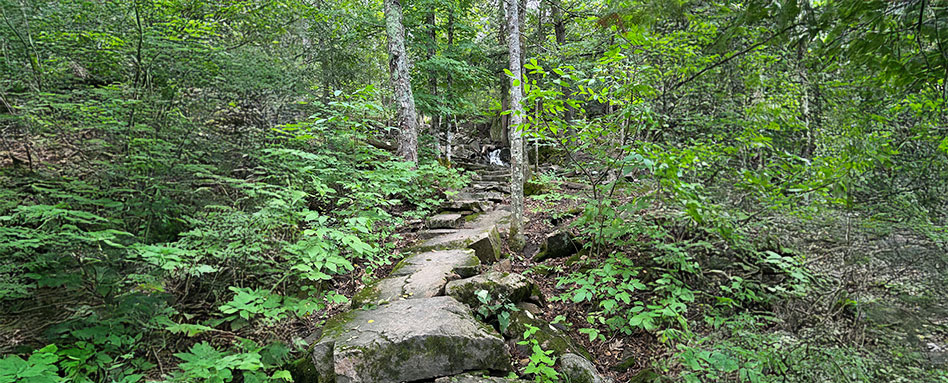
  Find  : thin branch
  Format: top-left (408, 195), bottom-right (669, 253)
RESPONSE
top-left (672, 23), bottom-right (802, 91)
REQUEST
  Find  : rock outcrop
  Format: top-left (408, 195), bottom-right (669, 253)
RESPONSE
top-left (307, 297), bottom-right (511, 383)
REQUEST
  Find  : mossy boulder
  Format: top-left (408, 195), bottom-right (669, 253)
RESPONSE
top-left (298, 297), bottom-right (511, 383)
top-left (445, 271), bottom-right (541, 307)
top-left (503, 310), bottom-right (591, 360)
top-left (535, 230), bottom-right (580, 262)
top-left (559, 353), bottom-right (612, 383)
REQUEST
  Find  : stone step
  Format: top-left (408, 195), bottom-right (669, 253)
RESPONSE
top-left (417, 229), bottom-right (459, 240)
top-left (472, 183), bottom-right (510, 194)
top-left (473, 174), bottom-right (511, 183)
top-left (442, 198), bottom-right (492, 213)
top-left (352, 249), bottom-right (480, 307)
top-left (306, 297), bottom-right (512, 383)
top-left (413, 209), bottom-right (511, 264)
top-left (427, 213), bottom-right (464, 229)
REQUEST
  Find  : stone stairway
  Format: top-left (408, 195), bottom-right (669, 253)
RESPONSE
top-left (292, 166), bottom-right (610, 383)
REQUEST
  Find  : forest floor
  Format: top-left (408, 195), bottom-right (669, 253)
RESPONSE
top-left (484, 175), bottom-right (948, 381)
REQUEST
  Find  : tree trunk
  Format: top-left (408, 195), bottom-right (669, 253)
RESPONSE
top-left (497, 0), bottom-right (510, 146)
top-left (384, 0), bottom-right (419, 163)
top-left (506, 0), bottom-right (526, 251)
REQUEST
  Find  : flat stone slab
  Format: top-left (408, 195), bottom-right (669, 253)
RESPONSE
top-left (307, 297), bottom-right (511, 383)
top-left (418, 229), bottom-right (459, 240)
top-left (475, 174), bottom-right (511, 183)
top-left (428, 213), bottom-right (465, 229)
top-left (416, 226), bottom-right (502, 264)
top-left (443, 199), bottom-right (491, 213)
top-left (352, 249), bottom-right (480, 306)
top-left (461, 209), bottom-right (511, 230)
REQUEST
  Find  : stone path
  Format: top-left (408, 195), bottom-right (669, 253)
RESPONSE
top-left (293, 166), bottom-right (611, 383)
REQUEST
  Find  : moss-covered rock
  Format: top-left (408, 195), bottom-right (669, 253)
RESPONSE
top-left (535, 230), bottom-right (580, 262)
top-left (504, 310), bottom-right (591, 360)
top-left (559, 353), bottom-right (612, 383)
top-left (302, 297), bottom-right (511, 383)
top-left (445, 271), bottom-right (541, 307)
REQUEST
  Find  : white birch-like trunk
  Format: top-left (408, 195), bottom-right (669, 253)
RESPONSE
top-left (505, 0), bottom-right (526, 251)
top-left (384, 0), bottom-right (419, 163)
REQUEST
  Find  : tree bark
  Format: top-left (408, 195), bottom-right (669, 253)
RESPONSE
top-left (497, 0), bottom-right (510, 146)
top-left (384, 0), bottom-right (419, 163)
top-left (506, 0), bottom-right (526, 251)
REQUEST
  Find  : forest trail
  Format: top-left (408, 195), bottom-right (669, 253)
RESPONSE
top-left (292, 166), bottom-right (609, 383)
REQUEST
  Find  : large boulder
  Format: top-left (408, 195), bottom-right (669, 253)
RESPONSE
top-left (534, 231), bottom-right (580, 262)
top-left (302, 297), bottom-right (512, 383)
top-left (503, 310), bottom-right (590, 360)
top-left (351, 249), bottom-right (479, 307)
top-left (445, 271), bottom-right (540, 307)
top-left (559, 353), bottom-right (612, 383)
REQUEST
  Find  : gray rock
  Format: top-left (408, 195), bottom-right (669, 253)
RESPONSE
top-left (473, 182), bottom-right (510, 194)
top-left (535, 231), bottom-right (580, 262)
top-left (428, 213), bottom-right (465, 229)
top-left (306, 297), bottom-right (511, 383)
top-left (350, 276), bottom-right (409, 307)
top-left (559, 353), bottom-right (612, 383)
top-left (351, 250), bottom-right (480, 307)
top-left (446, 271), bottom-right (539, 307)
top-left (435, 373), bottom-right (528, 382)
top-left (418, 229), bottom-right (459, 240)
top-left (443, 199), bottom-right (491, 213)
top-left (515, 302), bottom-right (542, 315)
top-left (394, 249), bottom-right (480, 298)
top-left (417, 226), bottom-right (502, 264)
top-left (476, 174), bottom-right (511, 183)
top-left (504, 310), bottom-right (590, 360)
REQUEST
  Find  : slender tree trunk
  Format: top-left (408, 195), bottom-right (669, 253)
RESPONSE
top-left (506, 0), bottom-right (526, 251)
top-left (497, 0), bottom-right (510, 146)
top-left (384, 0), bottom-right (419, 163)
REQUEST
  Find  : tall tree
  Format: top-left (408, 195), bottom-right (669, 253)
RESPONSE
top-left (384, 0), bottom-right (420, 163)
top-left (505, 0), bottom-right (525, 251)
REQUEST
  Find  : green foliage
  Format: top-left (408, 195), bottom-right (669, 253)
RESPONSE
top-left (472, 289), bottom-right (519, 334)
top-left (517, 325), bottom-right (559, 383)
top-left (0, 345), bottom-right (62, 383)
top-left (170, 341), bottom-right (292, 383)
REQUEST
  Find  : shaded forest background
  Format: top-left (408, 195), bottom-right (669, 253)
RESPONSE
top-left (1, 0), bottom-right (947, 382)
